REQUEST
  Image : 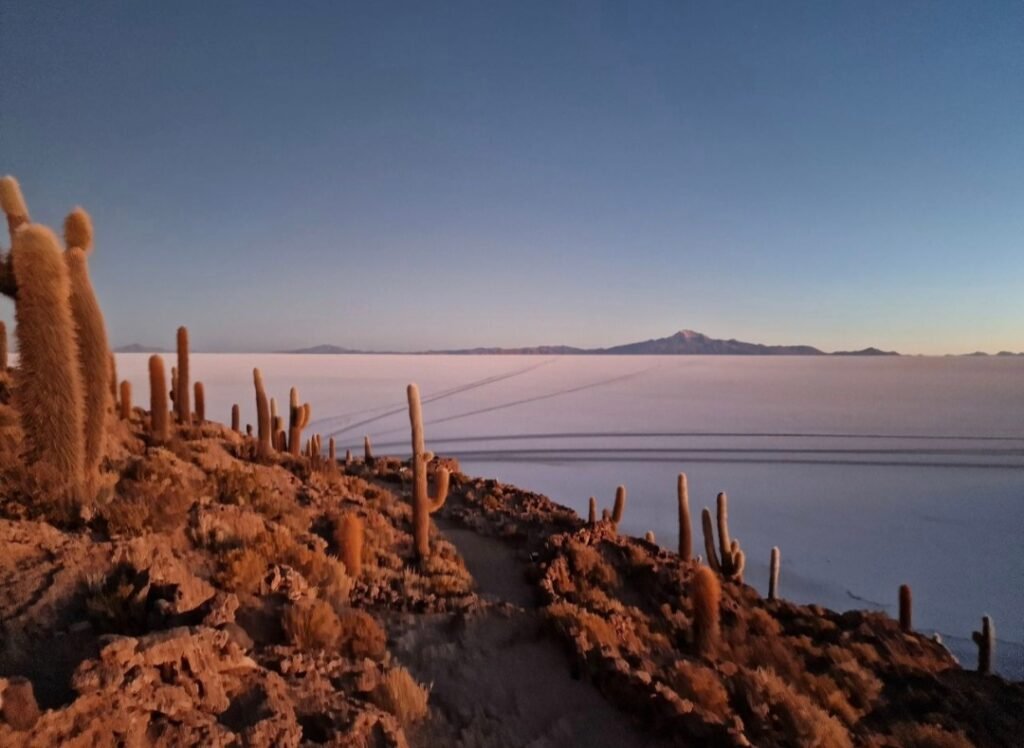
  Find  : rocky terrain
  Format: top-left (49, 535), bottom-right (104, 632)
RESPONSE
top-left (0, 176), bottom-right (1021, 746)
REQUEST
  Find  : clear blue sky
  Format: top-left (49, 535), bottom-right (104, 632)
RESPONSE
top-left (2, 1), bottom-right (1022, 354)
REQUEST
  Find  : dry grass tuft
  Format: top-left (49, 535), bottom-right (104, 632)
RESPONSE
top-left (282, 598), bottom-right (342, 650)
top-left (669, 659), bottom-right (730, 719)
top-left (370, 666), bottom-right (429, 725)
top-left (889, 723), bottom-right (974, 748)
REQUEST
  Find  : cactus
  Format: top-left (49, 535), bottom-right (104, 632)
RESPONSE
top-left (176, 326), bottom-right (190, 425)
top-left (10, 225), bottom-right (85, 487)
top-left (611, 485), bottom-right (626, 526)
top-left (288, 388), bottom-right (312, 456)
top-left (231, 403), bottom-right (240, 432)
top-left (119, 380), bottom-right (132, 420)
top-left (408, 383), bottom-right (450, 561)
top-left (149, 355), bottom-right (169, 442)
top-left (0, 320), bottom-right (7, 370)
top-left (678, 472), bottom-right (692, 561)
top-left (899, 584), bottom-right (912, 632)
top-left (692, 566), bottom-right (721, 657)
top-left (1, 675), bottom-right (41, 731)
top-left (253, 368), bottom-right (273, 458)
top-left (246, 424), bottom-right (253, 437)
top-left (644, 530), bottom-right (656, 544)
top-left (768, 547), bottom-right (781, 601)
top-left (701, 493), bottom-right (745, 581)
top-left (972, 616), bottom-right (994, 674)
top-left (108, 351), bottom-right (118, 408)
top-left (270, 397), bottom-right (278, 423)
top-left (329, 437), bottom-right (336, 461)
top-left (345, 448), bottom-right (353, 466)
top-left (63, 210), bottom-right (111, 494)
top-left (337, 513), bottom-right (364, 577)
top-left (588, 496), bottom-right (596, 525)
top-left (194, 381), bottom-right (205, 422)
top-left (0, 176), bottom-right (29, 298)
top-left (364, 435), bottom-right (374, 464)
top-left (170, 366), bottom-right (177, 406)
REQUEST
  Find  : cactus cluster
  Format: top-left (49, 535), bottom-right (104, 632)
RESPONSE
top-left (407, 383), bottom-right (449, 561)
top-left (0, 177), bottom-right (115, 498)
top-left (701, 492), bottom-right (745, 582)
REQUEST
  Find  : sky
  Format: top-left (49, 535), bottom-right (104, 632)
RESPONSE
top-left (1, 1), bottom-right (1022, 355)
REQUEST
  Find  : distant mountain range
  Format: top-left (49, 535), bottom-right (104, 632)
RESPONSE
top-left (286, 330), bottom-right (903, 356)
top-left (115, 330), bottom-right (1023, 356)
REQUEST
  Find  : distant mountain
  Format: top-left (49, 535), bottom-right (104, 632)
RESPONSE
top-left (287, 330), bottom-right (902, 356)
top-left (831, 347), bottom-right (899, 357)
top-left (996, 351), bottom-right (1024, 357)
top-left (114, 343), bottom-right (168, 353)
top-left (595, 329), bottom-right (824, 356)
top-left (283, 344), bottom-right (363, 354)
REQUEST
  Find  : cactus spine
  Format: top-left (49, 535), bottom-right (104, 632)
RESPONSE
top-left (701, 493), bottom-right (745, 581)
top-left (692, 566), bottom-right (721, 657)
top-left (253, 368), bottom-right (272, 458)
top-left (408, 383), bottom-right (450, 561)
top-left (769, 547), bottom-right (781, 601)
top-left (194, 381), bottom-right (205, 422)
top-left (972, 616), bottom-right (994, 674)
top-left (119, 380), bottom-right (132, 420)
top-left (149, 355), bottom-right (169, 442)
top-left (10, 225), bottom-right (85, 488)
top-left (678, 472), bottom-right (692, 561)
top-left (176, 326), bottom-right (190, 425)
top-left (231, 403), bottom-right (240, 432)
top-left (899, 584), bottom-right (912, 632)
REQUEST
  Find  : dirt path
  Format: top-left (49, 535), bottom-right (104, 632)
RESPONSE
top-left (394, 519), bottom-right (665, 748)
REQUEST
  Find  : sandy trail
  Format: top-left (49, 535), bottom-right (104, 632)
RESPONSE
top-left (394, 519), bottom-right (663, 748)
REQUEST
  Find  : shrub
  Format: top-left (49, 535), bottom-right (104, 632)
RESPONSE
top-left (669, 659), bottom-right (730, 719)
top-left (336, 608), bottom-right (387, 660)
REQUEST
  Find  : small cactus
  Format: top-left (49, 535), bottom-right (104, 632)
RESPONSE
top-left (345, 448), bottom-right (353, 466)
top-left (588, 496), bottom-right (596, 525)
top-left (1, 675), bottom-right (41, 731)
top-left (10, 224), bottom-right (85, 487)
top-left (768, 547), bottom-right (781, 601)
top-left (176, 327), bottom-right (190, 425)
top-left (644, 530), bottom-right (656, 544)
top-left (972, 616), bottom-right (994, 674)
top-left (899, 584), bottom-right (912, 632)
top-left (364, 435), bottom-right (374, 464)
top-left (337, 513), bottom-right (364, 577)
top-left (0, 320), bottom-right (7, 369)
top-left (692, 566), bottom-right (721, 657)
top-left (408, 383), bottom-right (450, 561)
top-left (148, 355), bottom-right (169, 443)
top-left (678, 472), bottom-right (692, 561)
top-left (194, 381), bottom-right (205, 422)
top-left (329, 436), bottom-right (336, 461)
top-left (231, 404), bottom-right (240, 432)
top-left (119, 380), bottom-right (132, 420)
top-left (253, 368), bottom-right (273, 458)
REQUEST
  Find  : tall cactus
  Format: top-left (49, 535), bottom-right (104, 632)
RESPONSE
top-left (692, 566), bottom-right (721, 657)
top-left (0, 176), bottom-right (29, 296)
top-left (288, 388), bottom-right (311, 456)
top-left (701, 493), bottom-right (745, 581)
top-left (972, 616), bottom-right (994, 674)
top-left (678, 472), bottom-right (692, 561)
top-left (408, 383), bottom-right (450, 561)
top-left (231, 403), bottom-right (240, 432)
top-left (611, 485), bottom-right (626, 526)
top-left (176, 326), bottom-right (190, 425)
top-left (119, 380), bottom-right (132, 420)
top-left (253, 368), bottom-right (272, 458)
top-left (768, 547), bottom-right (781, 601)
top-left (588, 496), bottom-right (596, 525)
top-left (64, 209), bottom-right (111, 493)
top-left (194, 381), bottom-right (205, 422)
top-left (899, 584), bottom-right (912, 632)
top-left (149, 355), bottom-right (169, 442)
top-left (329, 436), bottom-right (336, 461)
top-left (10, 224), bottom-right (85, 489)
